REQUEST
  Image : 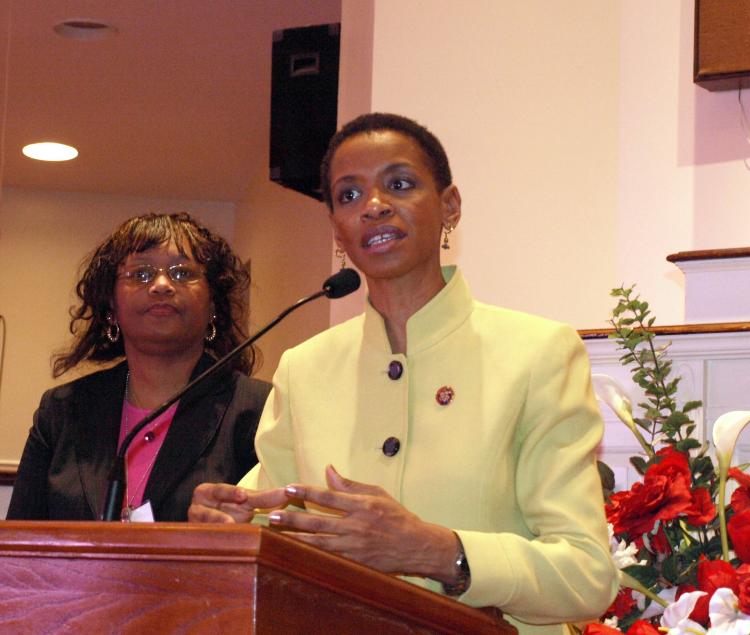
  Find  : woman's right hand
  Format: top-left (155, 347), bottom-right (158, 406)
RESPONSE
top-left (188, 482), bottom-right (289, 523)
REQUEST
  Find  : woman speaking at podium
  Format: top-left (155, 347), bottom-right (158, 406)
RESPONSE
top-left (190, 114), bottom-right (618, 632)
top-left (8, 213), bottom-right (270, 521)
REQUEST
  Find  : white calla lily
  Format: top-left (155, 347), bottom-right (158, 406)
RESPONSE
top-left (711, 411), bottom-right (750, 561)
top-left (592, 374), bottom-right (634, 424)
top-left (712, 411), bottom-right (750, 468)
top-left (592, 374), bottom-right (654, 458)
top-left (708, 587), bottom-right (750, 635)
top-left (637, 586), bottom-right (678, 619)
top-left (660, 590), bottom-right (707, 635)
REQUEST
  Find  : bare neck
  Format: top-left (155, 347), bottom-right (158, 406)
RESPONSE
top-left (367, 270), bottom-right (446, 355)
top-left (123, 346), bottom-right (203, 409)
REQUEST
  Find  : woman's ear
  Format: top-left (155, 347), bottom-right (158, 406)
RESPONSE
top-left (328, 213), bottom-right (344, 247)
top-left (441, 184), bottom-right (462, 229)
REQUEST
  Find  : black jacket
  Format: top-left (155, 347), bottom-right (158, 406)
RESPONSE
top-left (7, 354), bottom-right (271, 521)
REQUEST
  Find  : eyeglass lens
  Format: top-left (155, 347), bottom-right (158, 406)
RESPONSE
top-left (122, 264), bottom-right (201, 284)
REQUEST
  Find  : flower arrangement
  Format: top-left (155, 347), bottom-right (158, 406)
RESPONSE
top-left (587, 285), bottom-right (750, 635)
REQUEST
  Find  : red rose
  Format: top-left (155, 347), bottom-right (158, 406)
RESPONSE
top-left (650, 523), bottom-right (672, 555)
top-left (604, 588), bottom-right (637, 619)
top-left (729, 467), bottom-right (750, 487)
top-left (698, 557), bottom-right (738, 593)
top-left (606, 451), bottom-right (693, 538)
top-left (676, 584), bottom-right (705, 624)
top-left (729, 509), bottom-right (750, 563)
top-left (627, 620), bottom-right (661, 635)
top-left (691, 557), bottom-right (740, 624)
top-left (738, 575), bottom-right (750, 614)
top-left (685, 487), bottom-right (716, 526)
top-left (584, 624), bottom-right (621, 635)
top-left (730, 468), bottom-right (750, 514)
top-left (651, 447), bottom-right (691, 481)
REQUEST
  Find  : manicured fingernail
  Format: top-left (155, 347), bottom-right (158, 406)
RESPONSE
top-left (285, 485), bottom-right (299, 497)
top-left (268, 512), bottom-right (282, 524)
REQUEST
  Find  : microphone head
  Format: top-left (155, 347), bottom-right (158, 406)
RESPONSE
top-left (323, 268), bottom-right (361, 299)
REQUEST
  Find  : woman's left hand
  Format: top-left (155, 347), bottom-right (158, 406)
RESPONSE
top-left (269, 464), bottom-right (458, 581)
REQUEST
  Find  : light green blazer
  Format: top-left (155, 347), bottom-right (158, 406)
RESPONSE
top-left (240, 267), bottom-right (618, 634)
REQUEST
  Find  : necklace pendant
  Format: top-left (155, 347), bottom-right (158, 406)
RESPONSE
top-left (144, 430), bottom-right (155, 442)
top-left (121, 506), bottom-right (134, 522)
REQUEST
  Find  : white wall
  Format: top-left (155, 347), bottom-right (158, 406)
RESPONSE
top-left (234, 179), bottom-right (333, 383)
top-left (334, 1), bottom-right (750, 331)
top-left (618, 0), bottom-right (693, 326)
top-left (620, 0), bottom-right (750, 326)
top-left (337, 0), bottom-right (620, 327)
top-left (0, 188), bottom-right (235, 462)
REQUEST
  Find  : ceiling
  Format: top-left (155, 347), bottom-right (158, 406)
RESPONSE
top-left (0, 0), bottom-right (341, 203)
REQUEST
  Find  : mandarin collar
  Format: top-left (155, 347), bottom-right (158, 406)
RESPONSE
top-left (362, 266), bottom-right (473, 356)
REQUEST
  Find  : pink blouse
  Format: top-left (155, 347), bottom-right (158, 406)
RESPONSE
top-left (118, 401), bottom-right (179, 509)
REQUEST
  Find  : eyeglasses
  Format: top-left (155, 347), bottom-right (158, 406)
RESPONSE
top-left (119, 264), bottom-right (203, 286)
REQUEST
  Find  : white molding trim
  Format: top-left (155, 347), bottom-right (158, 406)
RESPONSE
top-left (585, 331), bottom-right (750, 361)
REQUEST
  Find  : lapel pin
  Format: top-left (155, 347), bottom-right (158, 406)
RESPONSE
top-left (435, 386), bottom-right (455, 406)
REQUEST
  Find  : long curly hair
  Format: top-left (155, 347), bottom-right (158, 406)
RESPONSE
top-left (52, 213), bottom-right (256, 377)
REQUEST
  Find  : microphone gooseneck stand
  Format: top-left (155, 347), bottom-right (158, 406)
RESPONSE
top-left (101, 268), bottom-right (361, 521)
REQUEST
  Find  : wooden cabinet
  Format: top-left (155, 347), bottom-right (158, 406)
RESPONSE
top-left (694, 0), bottom-right (750, 91)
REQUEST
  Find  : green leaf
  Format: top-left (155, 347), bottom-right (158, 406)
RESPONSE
top-left (622, 563), bottom-right (659, 589)
top-left (663, 411), bottom-right (690, 434)
top-left (676, 438), bottom-right (701, 452)
top-left (683, 400), bottom-right (703, 412)
top-left (692, 456), bottom-right (716, 479)
top-left (636, 419), bottom-right (652, 433)
top-left (660, 554), bottom-right (681, 583)
top-left (597, 460), bottom-right (615, 498)
top-left (630, 455), bottom-right (648, 475)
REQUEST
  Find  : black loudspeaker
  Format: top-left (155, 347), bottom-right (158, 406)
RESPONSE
top-left (270, 23), bottom-right (340, 201)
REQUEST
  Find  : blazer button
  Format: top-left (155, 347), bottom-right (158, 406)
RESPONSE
top-left (387, 361), bottom-right (403, 380)
top-left (382, 437), bottom-right (401, 457)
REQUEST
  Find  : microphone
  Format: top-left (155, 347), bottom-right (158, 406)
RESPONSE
top-left (323, 267), bottom-right (360, 299)
top-left (101, 268), bottom-right (361, 521)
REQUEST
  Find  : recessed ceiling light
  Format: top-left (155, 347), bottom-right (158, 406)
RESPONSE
top-left (53, 20), bottom-right (117, 41)
top-left (22, 142), bottom-right (79, 162)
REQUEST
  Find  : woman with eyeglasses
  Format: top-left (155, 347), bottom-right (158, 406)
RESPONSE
top-left (7, 213), bottom-right (270, 521)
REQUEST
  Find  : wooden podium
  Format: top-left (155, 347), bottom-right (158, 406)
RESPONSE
top-left (0, 521), bottom-right (515, 634)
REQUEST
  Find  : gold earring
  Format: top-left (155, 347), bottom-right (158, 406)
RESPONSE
top-left (106, 322), bottom-right (120, 343)
top-left (335, 247), bottom-right (347, 270)
top-left (105, 313), bottom-right (120, 343)
top-left (205, 316), bottom-right (217, 343)
top-left (441, 225), bottom-right (453, 250)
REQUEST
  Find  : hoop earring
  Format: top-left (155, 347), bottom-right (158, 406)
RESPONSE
top-left (335, 247), bottom-right (347, 270)
top-left (441, 225), bottom-right (453, 250)
top-left (106, 321), bottom-right (120, 343)
top-left (205, 317), bottom-right (217, 343)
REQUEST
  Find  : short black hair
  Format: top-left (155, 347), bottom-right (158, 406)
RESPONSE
top-left (320, 112), bottom-right (452, 210)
